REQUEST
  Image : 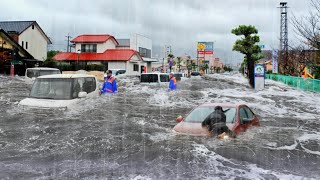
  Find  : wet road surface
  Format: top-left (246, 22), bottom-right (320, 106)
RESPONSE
top-left (0, 74), bottom-right (319, 179)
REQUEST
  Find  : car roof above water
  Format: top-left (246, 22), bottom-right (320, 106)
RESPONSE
top-left (141, 73), bottom-right (169, 75)
top-left (37, 74), bottom-right (96, 79)
top-left (26, 67), bottom-right (60, 71)
top-left (199, 103), bottom-right (242, 108)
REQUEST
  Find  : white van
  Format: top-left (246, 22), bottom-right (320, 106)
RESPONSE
top-left (140, 73), bottom-right (170, 86)
top-left (25, 67), bottom-right (61, 83)
top-left (25, 67), bottom-right (61, 78)
top-left (19, 74), bottom-right (98, 108)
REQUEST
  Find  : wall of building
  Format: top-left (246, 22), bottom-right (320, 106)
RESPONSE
top-left (97, 39), bottom-right (116, 53)
top-left (19, 25), bottom-right (48, 61)
top-left (108, 61), bottom-right (127, 70)
top-left (75, 39), bottom-right (117, 53)
top-left (130, 33), bottom-right (152, 57)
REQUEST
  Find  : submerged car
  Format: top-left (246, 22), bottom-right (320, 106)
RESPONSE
top-left (173, 103), bottom-right (260, 136)
top-left (140, 73), bottom-right (170, 86)
top-left (190, 71), bottom-right (201, 76)
top-left (173, 72), bottom-right (184, 81)
top-left (25, 67), bottom-right (61, 83)
top-left (19, 74), bottom-right (98, 108)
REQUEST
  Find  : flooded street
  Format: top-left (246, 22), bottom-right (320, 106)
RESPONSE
top-left (0, 74), bottom-right (319, 179)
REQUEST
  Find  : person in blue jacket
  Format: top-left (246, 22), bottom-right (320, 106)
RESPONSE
top-left (100, 70), bottom-right (117, 94)
top-left (168, 73), bottom-right (177, 91)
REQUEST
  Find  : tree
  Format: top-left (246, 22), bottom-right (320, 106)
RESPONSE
top-left (42, 50), bottom-right (60, 68)
top-left (203, 63), bottom-right (209, 74)
top-left (292, 0), bottom-right (320, 78)
top-left (216, 67), bottom-right (221, 73)
top-left (175, 57), bottom-right (182, 72)
top-left (232, 25), bottom-right (261, 87)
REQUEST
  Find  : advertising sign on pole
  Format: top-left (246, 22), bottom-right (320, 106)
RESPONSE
top-left (254, 64), bottom-right (265, 90)
top-left (197, 42), bottom-right (214, 55)
top-left (272, 50), bottom-right (278, 74)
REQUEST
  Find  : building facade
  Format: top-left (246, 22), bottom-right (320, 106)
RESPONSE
top-left (0, 21), bottom-right (52, 61)
top-left (54, 34), bottom-right (146, 76)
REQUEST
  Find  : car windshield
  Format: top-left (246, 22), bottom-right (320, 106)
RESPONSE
top-left (141, 74), bottom-right (158, 83)
top-left (30, 78), bottom-right (74, 100)
top-left (185, 106), bottom-right (236, 123)
top-left (26, 69), bottom-right (60, 78)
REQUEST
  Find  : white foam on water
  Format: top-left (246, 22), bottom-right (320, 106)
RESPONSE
top-left (148, 132), bottom-right (174, 143)
top-left (131, 175), bottom-right (152, 180)
top-left (297, 133), bottom-right (320, 156)
top-left (192, 144), bottom-right (307, 179)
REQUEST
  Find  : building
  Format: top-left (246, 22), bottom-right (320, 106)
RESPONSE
top-left (54, 34), bottom-right (146, 75)
top-left (212, 58), bottom-right (224, 70)
top-left (0, 29), bottom-right (34, 75)
top-left (0, 21), bottom-right (52, 61)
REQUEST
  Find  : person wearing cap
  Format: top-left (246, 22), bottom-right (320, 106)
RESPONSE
top-left (168, 73), bottom-right (177, 91)
top-left (100, 70), bottom-right (117, 94)
top-left (201, 106), bottom-right (236, 138)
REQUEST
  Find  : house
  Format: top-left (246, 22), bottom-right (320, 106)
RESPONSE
top-left (116, 34), bottom-right (158, 72)
top-left (212, 58), bottom-right (224, 70)
top-left (0, 29), bottom-right (34, 75)
top-left (0, 21), bottom-right (52, 61)
top-left (54, 34), bottom-right (146, 76)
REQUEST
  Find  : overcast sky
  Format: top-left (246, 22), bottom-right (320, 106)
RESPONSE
top-left (1, 0), bottom-right (311, 65)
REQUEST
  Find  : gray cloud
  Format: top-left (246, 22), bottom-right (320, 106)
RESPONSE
top-left (0, 0), bottom-right (310, 64)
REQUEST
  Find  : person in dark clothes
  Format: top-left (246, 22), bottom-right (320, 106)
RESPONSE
top-left (202, 106), bottom-right (236, 138)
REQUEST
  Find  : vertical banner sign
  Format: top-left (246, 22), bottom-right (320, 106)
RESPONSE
top-left (272, 50), bottom-right (278, 73)
top-left (254, 64), bottom-right (265, 90)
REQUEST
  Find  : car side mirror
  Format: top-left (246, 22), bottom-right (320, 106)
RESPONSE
top-left (176, 116), bottom-right (184, 122)
top-left (78, 92), bottom-right (87, 98)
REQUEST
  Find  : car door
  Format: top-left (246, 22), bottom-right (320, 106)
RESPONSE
top-left (240, 106), bottom-right (255, 130)
top-left (234, 106), bottom-right (250, 133)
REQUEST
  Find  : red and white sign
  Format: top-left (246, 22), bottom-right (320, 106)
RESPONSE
top-left (198, 51), bottom-right (214, 55)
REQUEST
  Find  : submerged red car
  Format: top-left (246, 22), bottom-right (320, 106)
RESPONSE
top-left (172, 103), bottom-right (260, 136)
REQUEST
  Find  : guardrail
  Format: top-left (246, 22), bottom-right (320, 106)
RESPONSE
top-left (265, 74), bottom-right (320, 93)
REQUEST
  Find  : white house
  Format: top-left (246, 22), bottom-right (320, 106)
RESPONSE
top-left (54, 34), bottom-right (146, 76)
top-left (116, 33), bottom-right (158, 72)
top-left (0, 21), bottom-right (52, 61)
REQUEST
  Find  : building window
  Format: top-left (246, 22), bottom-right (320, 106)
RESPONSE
top-left (81, 44), bottom-right (97, 53)
top-left (133, 64), bottom-right (139, 71)
top-left (22, 41), bottom-right (24, 48)
top-left (32, 25), bottom-right (34, 29)
top-left (26, 42), bottom-right (28, 49)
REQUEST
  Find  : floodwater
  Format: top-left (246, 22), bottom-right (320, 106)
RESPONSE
top-left (0, 74), bottom-right (319, 179)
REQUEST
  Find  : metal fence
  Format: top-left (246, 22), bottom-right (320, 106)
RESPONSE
top-left (265, 74), bottom-right (320, 93)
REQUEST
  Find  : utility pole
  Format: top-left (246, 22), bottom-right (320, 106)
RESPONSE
top-left (66, 33), bottom-right (72, 52)
top-left (279, 2), bottom-right (289, 74)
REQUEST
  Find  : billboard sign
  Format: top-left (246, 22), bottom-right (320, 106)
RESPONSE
top-left (272, 50), bottom-right (278, 73)
top-left (197, 42), bottom-right (214, 55)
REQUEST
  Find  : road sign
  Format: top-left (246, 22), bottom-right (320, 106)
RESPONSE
top-left (254, 64), bottom-right (265, 90)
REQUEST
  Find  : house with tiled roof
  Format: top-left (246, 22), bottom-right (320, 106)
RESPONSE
top-left (0, 21), bottom-right (52, 61)
top-left (0, 29), bottom-right (34, 75)
top-left (54, 34), bottom-right (146, 76)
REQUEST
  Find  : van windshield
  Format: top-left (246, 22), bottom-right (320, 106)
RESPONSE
top-left (30, 78), bottom-right (74, 100)
top-left (26, 69), bottom-right (61, 78)
top-left (141, 74), bottom-right (158, 83)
